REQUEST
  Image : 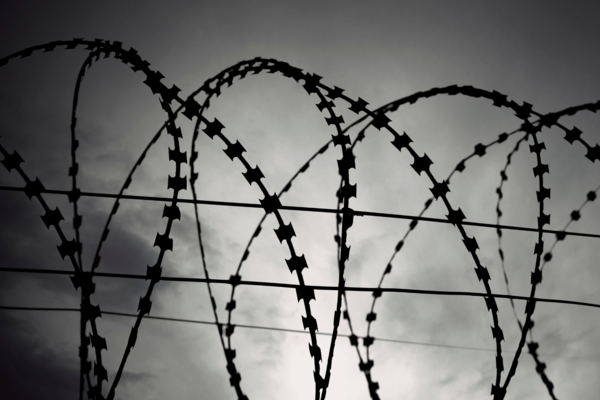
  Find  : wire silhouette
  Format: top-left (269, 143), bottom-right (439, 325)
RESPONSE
top-left (3, 266), bottom-right (600, 309)
top-left (1, 38), bottom-right (600, 399)
top-left (2, 184), bottom-right (600, 238)
top-left (2, 305), bottom-right (597, 361)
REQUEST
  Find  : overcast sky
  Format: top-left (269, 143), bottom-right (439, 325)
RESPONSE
top-left (1, 1), bottom-right (600, 399)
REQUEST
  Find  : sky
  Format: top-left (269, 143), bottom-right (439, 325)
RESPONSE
top-left (1, 1), bottom-right (600, 399)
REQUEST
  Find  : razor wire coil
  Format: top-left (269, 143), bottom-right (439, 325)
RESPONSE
top-left (1, 38), bottom-right (600, 399)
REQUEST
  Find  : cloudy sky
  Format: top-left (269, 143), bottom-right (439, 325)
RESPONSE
top-left (1, 1), bottom-right (600, 399)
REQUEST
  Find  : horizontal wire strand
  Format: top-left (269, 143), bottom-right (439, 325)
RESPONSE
top-left (1, 267), bottom-right (599, 310)
top-left (0, 185), bottom-right (599, 239)
top-left (0, 305), bottom-right (594, 361)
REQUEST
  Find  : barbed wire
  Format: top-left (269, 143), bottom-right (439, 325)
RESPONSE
top-left (1, 266), bottom-right (600, 309)
top-left (1, 38), bottom-right (599, 399)
top-left (1, 185), bottom-right (599, 239)
top-left (1, 305), bottom-right (596, 361)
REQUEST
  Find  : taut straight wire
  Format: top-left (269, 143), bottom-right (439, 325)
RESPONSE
top-left (0, 305), bottom-right (595, 361)
top-left (1, 267), bottom-right (599, 310)
top-left (1, 185), bottom-right (600, 239)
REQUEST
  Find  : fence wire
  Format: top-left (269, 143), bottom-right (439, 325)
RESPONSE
top-left (1, 38), bottom-right (600, 400)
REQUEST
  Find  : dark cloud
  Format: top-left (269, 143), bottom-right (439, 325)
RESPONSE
top-left (0, 312), bottom-right (79, 400)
